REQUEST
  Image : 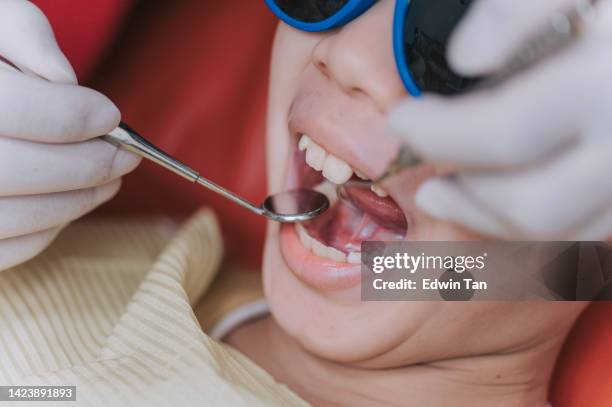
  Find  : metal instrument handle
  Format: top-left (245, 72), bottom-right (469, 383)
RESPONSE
top-left (102, 122), bottom-right (265, 216)
top-left (102, 123), bottom-right (200, 182)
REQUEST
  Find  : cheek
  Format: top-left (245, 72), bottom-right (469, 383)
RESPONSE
top-left (266, 24), bottom-right (324, 192)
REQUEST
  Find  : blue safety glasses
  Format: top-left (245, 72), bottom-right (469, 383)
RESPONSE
top-left (264, 0), bottom-right (479, 96)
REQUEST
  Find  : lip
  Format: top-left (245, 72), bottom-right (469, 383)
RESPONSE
top-left (280, 224), bottom-right (362, 291)
top-left (278, 81), bottom-right (407, 292)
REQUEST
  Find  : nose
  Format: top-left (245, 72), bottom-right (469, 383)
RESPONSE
top-left (311, 0), bottom-right (407, 111)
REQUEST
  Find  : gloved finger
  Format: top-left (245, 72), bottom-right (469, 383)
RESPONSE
top-left (0, 137), bottom-right (141, 196)
top-left (448, 0), bottom-right (576, 76)
top-left (576, 205), bottom-right (612, 240)
top-left (415, 177), bottom-right (511, 238)
top-left (0, 180), bottom-right (120, 239)
top-left (0, 68), bottom-right (120, 142)
top-left (0, 226), bottom-right (63, 271)
top-left (416, 141), bottom-right (612, 239)
top-left (388, 43), bottom-right (602, 169)
top-left (0, 0), bottom-right (76, 84)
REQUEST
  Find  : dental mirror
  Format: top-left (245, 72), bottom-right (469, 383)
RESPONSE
top-left (262, 189), bottom-right (329, 222)
top-left (102, 122), bottom-right (329, 223)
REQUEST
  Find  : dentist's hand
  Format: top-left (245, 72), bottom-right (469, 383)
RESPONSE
top-left (0, 0), bottom-right (140, 270)
top-left (390, 0), bottom-right (612, 240)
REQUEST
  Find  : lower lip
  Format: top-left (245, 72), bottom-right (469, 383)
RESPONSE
top-left (280, 224), bottom-right (361, 291)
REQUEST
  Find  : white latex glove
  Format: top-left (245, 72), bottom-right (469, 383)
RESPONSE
top-left (389, 0), bottom-right (612, 240)
top-left (0, 0), bottom-right (141, 270)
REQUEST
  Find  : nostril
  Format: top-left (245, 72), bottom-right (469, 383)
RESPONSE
top-left (315, 61), bottom-right (364, 97)
top-left (315, 60), bottom-right (331, 79)
top-left (347, 87), bottom-right (365, 97)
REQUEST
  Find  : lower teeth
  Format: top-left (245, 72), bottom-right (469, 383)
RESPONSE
top-left (296, 224), bottom-right (360, 264)
top-left (347, 252), bottom-right (361, 264)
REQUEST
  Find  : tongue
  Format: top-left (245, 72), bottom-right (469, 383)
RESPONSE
top-left (294, 150), bottom-right (408, 253)
top-left (304, 190), bottom-right (407, 254)
top-left (341, 186), bottom-right (407, 232)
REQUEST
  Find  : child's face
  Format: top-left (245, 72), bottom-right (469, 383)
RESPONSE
top-left (262, 0), bottom-right (581, 365)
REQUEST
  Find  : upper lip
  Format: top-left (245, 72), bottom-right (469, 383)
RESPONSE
top-left (287, 93), bottom-right (400, 182)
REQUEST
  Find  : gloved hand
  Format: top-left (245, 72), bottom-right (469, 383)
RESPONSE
top-left (0, 0), bottom-right (140, 270)
top-left (389, 0), bottom-right (612, 240)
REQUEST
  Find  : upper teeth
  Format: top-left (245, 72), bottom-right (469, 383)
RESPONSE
top-left (300, 134), bottom-right (353, 184)
top-left (370, 184), bottom-right (389, 198)
top-left (323, 155), bottom-right (353, 184)
top-left (355, 169), bottom-right (368, 180)
top-left (299, 134), bottom-right (389, 198)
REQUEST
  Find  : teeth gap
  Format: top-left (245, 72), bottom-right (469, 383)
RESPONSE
top-left (296, 224), bottom-right (360, 264)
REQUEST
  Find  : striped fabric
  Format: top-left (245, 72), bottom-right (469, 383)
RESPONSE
top-left (0, 209), bottom-right (307, 406)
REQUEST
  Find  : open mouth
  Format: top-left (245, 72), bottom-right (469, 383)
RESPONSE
top-left (280, 132), bottom-right (408, 290)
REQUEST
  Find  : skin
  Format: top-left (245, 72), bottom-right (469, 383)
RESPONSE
top-left (227, 1), bottom-right (587, 405)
